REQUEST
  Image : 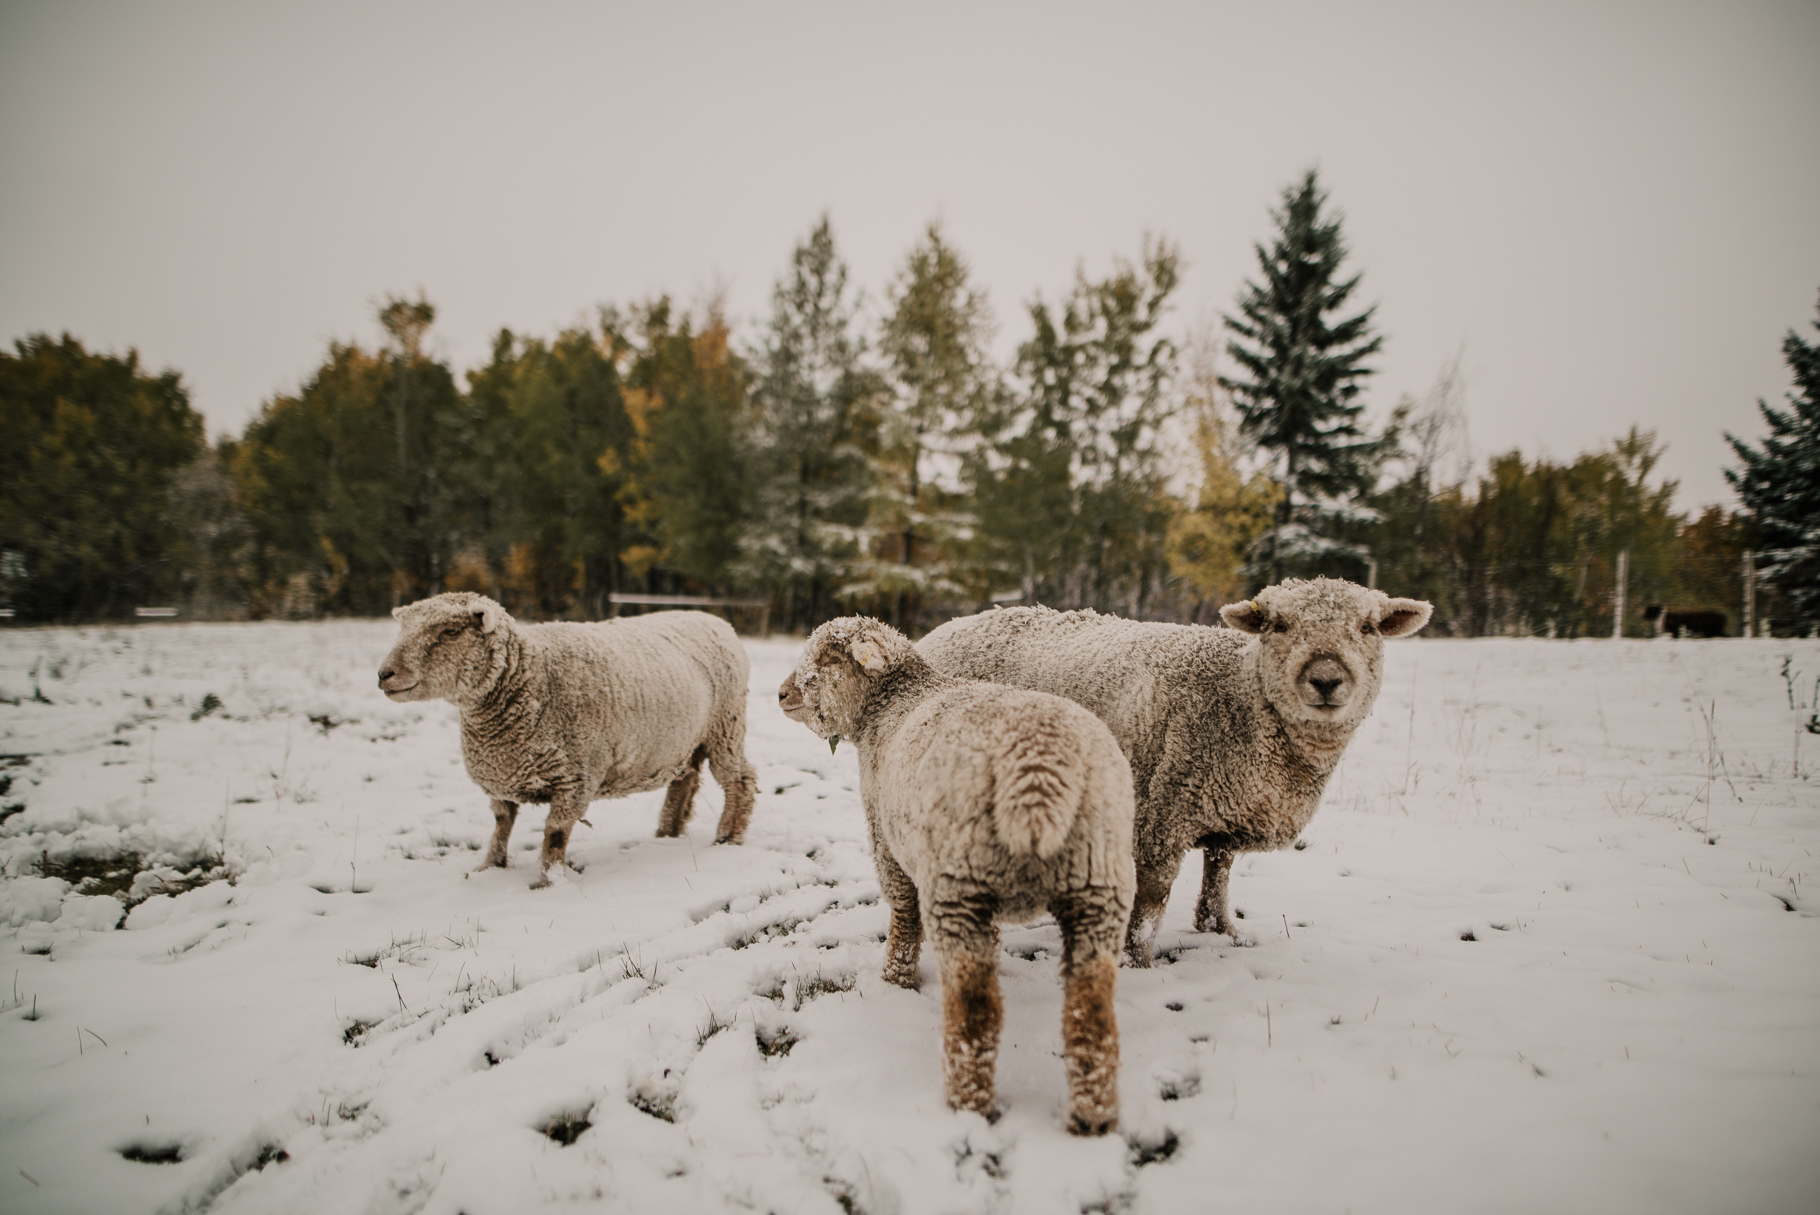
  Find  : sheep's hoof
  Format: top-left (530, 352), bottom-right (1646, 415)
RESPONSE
top-left (1066, 1110), bottom-right (1118, 1137)
top-left (474, 856), bottom-right (508, 873)
top-left (1122, 943), bottom-right (1155, 969)
top-left (529, 876), bottom-right (551, 890)
top-left (881, 963), bottom-right (919, 990)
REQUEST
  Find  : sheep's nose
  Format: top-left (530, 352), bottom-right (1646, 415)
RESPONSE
top-left (378, 667), bottom-right (395, 686)
top-left (1310, 675), bottom-right (1342, 700)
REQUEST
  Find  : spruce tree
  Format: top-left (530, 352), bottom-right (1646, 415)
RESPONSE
top-left (971, 237), bottom-right (1181, 611)
top-left (741, 217), bottom-right (881, 630)
top-left (1221, 170), bottom-right (1386, 585)
top-left (851, 222), bottom-right (992, 622)
top-left (1727, 292), bottom-right (1820, 632)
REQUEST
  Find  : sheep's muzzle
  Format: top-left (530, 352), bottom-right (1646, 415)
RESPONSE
top-left (1296, 655), bottom-right (1353, 709)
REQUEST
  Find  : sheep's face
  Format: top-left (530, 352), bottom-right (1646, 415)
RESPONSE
top-left (378, 592), bottom-right (511, 703)
top-left (1220, 578), bottom-right (1431, 729)
top-left (778, 616), bottom-right (908, 742)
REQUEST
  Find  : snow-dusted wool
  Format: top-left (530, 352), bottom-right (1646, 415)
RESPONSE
top-left (378, 594), bottom-right (756, 884)
top-left (919, 577), bottom-right (1432, 964)
top-left (779, 617), bottom-right (1135, 1134)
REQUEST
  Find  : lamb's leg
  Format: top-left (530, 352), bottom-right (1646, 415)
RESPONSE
top-left (1193, 842), bottom-right (1239, 937)
top-left (1054, 890), bottom-right (1128, 1135)
top-left (929, 899), bottom-right (1002, 1118)
top-left (877, 847), bottom-right (922, 988)
top-left (477, 799), bottom-right (518, 870)
top-left (655, 746), bottom-right (706, 838)
top-left (534, 790), bottom-right (588, 888)
top-left (1123, 848), bottom-right (1184, 968)
top-left (707, 730), bottom-right (756, 845)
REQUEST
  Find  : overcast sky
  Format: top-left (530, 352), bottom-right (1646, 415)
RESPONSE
top-left (3, 0), bottom-right (1816, 510)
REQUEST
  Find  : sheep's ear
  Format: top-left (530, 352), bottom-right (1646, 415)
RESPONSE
top-left (849, 635), bottom-right (889, 674)
top-left (1378, 597), bottom-right (1433, 638)
top-left (1220, 600), bottom-right (1267, 634)
top-left (473, 601), bottom-right (505, 634)
top-left (391, 605), bottom-right (408, 621)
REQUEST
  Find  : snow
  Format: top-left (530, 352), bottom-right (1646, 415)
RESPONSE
top-left (1, 622), bottom-right (1817, 1214)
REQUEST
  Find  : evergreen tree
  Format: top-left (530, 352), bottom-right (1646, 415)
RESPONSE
top-left (465, 321), bottom-right (634, 618)
top-left (741, 217), bottom-right (882, 630)
top-left (610, 299), bottom-right (754, 594)
top-left (1727, 292), bottom-right (1820, 633)
top-left (971, 238), bottom-right (1181, 612)
top-left (234, 296), bottom-right (469, 615)
top-left (1221, 170), bottom-right (1387, 585)
top-left (850, 222), bottom-right (993, 623)
top-left (0, 334), bottom-right (206, 620)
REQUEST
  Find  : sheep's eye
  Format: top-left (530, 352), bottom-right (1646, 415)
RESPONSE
top-left (440, 626), bottom-right (464, 640)
top-left (1362, 621), bottom-right (1378, 635)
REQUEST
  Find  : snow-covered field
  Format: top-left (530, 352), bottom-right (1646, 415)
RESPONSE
top-left (0, 622), bottom-right (1816, 1215)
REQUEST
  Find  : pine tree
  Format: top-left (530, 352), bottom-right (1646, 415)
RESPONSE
top-left (850, 223), bottom-right (993, 623)
top-left (1727, 292), bottom-right (1820, 633)
top-left (741, 217), bottom-right (882, 630)
top-left (971, 237), bottom-right (1181, 612)
top-left (1221, 170), bottom-right (1387, 585)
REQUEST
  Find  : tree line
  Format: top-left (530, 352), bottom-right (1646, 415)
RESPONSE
top-left (4, 172), bottom-right (1816, 636)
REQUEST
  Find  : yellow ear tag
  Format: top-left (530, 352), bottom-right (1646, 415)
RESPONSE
top-left (851, 640), bottom-right (886, 673)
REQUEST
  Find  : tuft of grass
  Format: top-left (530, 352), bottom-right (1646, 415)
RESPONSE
top-left (756, 1025), bottom-right (798, 1058)
top-left (629, 1088), bottom-right (676, 1123)
top-left (1126, 1128), bottom-right (1181, 1168)
top-left (1158, 1072), bottom-right (1200, 1102)
top-left (540, 1111), bottom-right (592, 1146)
top-left (34, 850), bottom-right (223, 910)
top-left (249, 1144), bottom-right (289, 1171)
top-left (189, 693), bottom-right (223, 722)
top-left (792, 970), bottom-right (855, 1011)
top-left (119, 1142), bottom-right (185, 1165)
top-left (342, 1020), bottom-right (375, 1045)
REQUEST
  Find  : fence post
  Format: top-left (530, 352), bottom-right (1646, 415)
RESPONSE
top-left (1366, 559), bottom-right (1378, 591)
top-left (1612, 549), bottom-right (1628, 639)
top-left (1743, 550), bottom-right (1755, 638)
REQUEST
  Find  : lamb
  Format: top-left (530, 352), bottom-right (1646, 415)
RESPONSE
top-left (919, 577), bottom-right (1432, 965)
top-left (778, 617), bottom-right (1135, 1134)
top-left (377, 592), bottom-right (757, 886)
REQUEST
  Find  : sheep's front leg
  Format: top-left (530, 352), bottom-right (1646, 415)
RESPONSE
top-left (1123, 847), bottom-right (1185, 968)
top-left (1054, 890), bottom-right (1128, 1135)
top-left (477, 799), bottom-right (518, 870)
top-left (656, 746), bottom-right (705, 838)
top-left (872, 830), bottom-right (922, 987)
top-left (534, 788), bottom-right (589, 888)
top-left (929, 898), bottom-right (1001, 1118)
top-left (1193, 842), bottom-right (1238, 937)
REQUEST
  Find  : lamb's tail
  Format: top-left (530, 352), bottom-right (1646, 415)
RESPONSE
top-left (990, 720), bottom-right (1087, 860)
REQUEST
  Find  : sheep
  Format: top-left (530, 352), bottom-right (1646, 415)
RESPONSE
top-left (377, 592), bottom-right (757, 886)
top-left (778, 616), bottom-right (1135, 1134)
top-left (919, 577), bottom-right (1432, 965)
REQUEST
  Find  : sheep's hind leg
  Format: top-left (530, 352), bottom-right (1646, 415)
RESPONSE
top-left (1193, 842), bottom-right (1239, 938)
top-left (707, 733), bottom-right (756, 845)
top-left (656, 746), bottom-right (706, 838)
top-left (930, 891), bottom-right (1001, 1117)
top-left (1054, 890), bottom-right (1127, 1135)
top-left (477, 799), bottom-right (518, 870)
top-left (534, 791), bottom-right (589, 888)
top-left (1123, 849), bottom-right (1184, 968)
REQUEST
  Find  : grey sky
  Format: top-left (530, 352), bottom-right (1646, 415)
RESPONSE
top-left (3, 0), bottom-right (1816, 511)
